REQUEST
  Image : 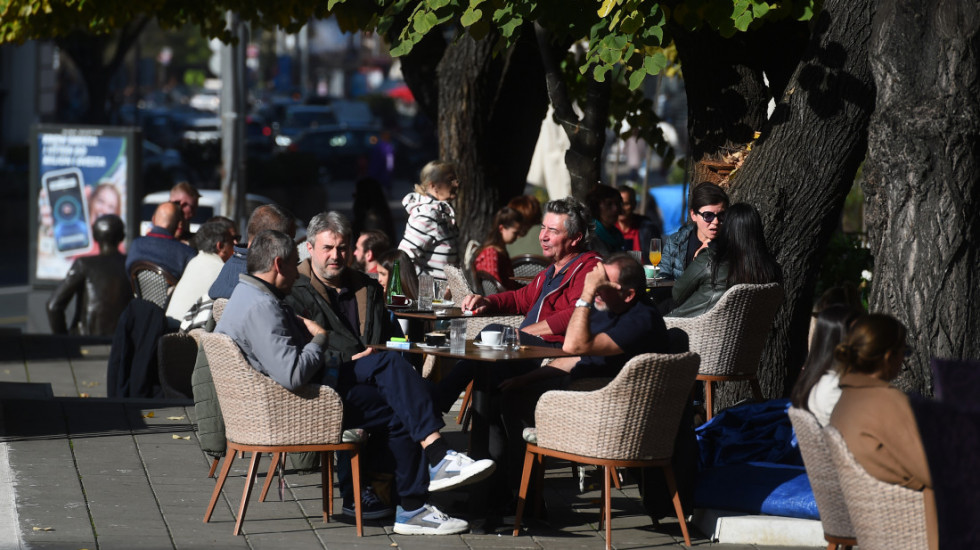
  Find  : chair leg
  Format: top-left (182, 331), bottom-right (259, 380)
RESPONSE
top-left (323, 451), bottom-right (333, 521)
top-left (602, 465), bottom-right (612, 550)
top-left (456, 381), bottom-right (473, 425)
top-left (610, 467), bottom-right (622, 490)
top-left (749, 377), bottom-right (764, 402)
top-left (663, 465), bottom-right (691, 546)
top-left (207, 456), bottom-right (220, 478)
top-left (350, 448), bottom-right (363, 537)
top-left (259, 452), bottom-right (281, 502)
top-left (704, 380), bottom-right (715, 421)
top-left (233, 451), bottom-right (263, 535)
top-left (204, 450), bottom-right (236, 523)
top-left (533, 454), bottom-right (546, 519)
top-left (512, 448), bottom-right (536, 536)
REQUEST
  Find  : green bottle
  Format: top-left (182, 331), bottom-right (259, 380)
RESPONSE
top-left (387, 259), bottom-right (404, 304)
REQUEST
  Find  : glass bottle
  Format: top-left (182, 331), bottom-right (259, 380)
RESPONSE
top-left (386, 259), bottom-right (404, 304)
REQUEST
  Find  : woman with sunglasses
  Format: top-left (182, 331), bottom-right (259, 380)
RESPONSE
top-left (667, 202), bottom-right (782, 317)
top-left (830, 314), bottom-right (936, 550)
top-left (660, 182), bottom-right (730, 280)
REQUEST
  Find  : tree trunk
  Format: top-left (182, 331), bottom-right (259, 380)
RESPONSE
top-left (724, 0), bottom-right (876, 406)
top-left (670, 27), bottom-right (771, 165)
top-left (864, 0), bottom-right (980, 395)
top-left (435, 28), bottom-right (550, 247)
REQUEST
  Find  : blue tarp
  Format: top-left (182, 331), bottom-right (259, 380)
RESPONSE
top-left (694, 399), bottom-right (816, 519)
top-left (649, 183), bottom-right (688, 236)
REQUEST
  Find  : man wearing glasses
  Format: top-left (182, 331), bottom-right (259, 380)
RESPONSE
top-left (660, 182), bottom-right (729, 280)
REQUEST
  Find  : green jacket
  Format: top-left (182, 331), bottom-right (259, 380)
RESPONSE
top-left (284, 260), bottom-right (400, 361)
top-left (669, 249), bottom-right (730, 318)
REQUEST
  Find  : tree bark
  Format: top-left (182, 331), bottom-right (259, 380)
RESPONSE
top-left (724, 0), bottom-right (876, 406)
top-left (434, 27), bottom-right (550, 247)
top-left (864, 0), bottom-right (980, 395)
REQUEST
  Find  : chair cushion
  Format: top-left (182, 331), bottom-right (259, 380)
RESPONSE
top-left (343, 428), bottom-right (367, 444)
top-left (694, 462), bottom-right (819, 520)
top-left (696, 399), bottom-right (803, 469)
top-left (522, 427), bottom-right (538, 445)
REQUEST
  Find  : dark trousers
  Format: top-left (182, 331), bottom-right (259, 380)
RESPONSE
top-left (335, 351), bottom-right (445, 501)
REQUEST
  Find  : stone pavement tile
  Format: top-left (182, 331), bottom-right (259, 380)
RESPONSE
top-left (68, 358), bottom-right (108, 398)
top-left (20, 362), bottom-right (79, 397)
top-left (97, 533), bottom-right (176, 550)
top-left (388, 534), bottom-right (472, 549)
top-left (460, 534), bottom-right (543, 548)
top-left (0, 362), bottom-right (28, 383)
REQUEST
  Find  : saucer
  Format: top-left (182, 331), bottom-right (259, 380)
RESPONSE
top-left (474, 341), bottom-right (506, 349)
top-left (417, 343), bottom-right (449, 351)
top-left (431, 301), bottom-right (455, 309)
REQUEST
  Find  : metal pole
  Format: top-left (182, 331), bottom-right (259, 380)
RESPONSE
top-left (220, 11), bottom-right (248, 229)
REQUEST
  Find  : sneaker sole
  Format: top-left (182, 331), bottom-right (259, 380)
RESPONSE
top-left (393, 522), bottom-right (468, 535)
top-left (428, 460), bottom-right (496, 492)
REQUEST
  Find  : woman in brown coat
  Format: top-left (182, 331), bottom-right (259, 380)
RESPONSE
top-left (829, 313), bottom-right (937, 549)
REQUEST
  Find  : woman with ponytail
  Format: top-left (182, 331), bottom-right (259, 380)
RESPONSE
top-left (829, 314), bottom-right (936, 549)
top-left (789, 305), bottom-right (862, 426)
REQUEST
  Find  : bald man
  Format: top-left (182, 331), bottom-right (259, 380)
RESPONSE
top-left (126, 201), bottom-right (196, 279)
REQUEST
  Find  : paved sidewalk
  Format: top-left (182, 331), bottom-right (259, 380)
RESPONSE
top-left (0, 332), bottom-right (818, 549)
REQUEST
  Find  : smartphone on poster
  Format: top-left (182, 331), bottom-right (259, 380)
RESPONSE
top-left (42, 168), bottom-right (92, 254)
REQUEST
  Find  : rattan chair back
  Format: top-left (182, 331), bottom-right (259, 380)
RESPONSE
top-left (664, 283), bottom-right (783, 377)
top-left (534, 352), bottom-right (699, 461)
top-left (511, 254), bottom-right (549, 278)
top-left (788, 407), bottom-right (855, 542)
top-left (476, 270), bottom-right (506, 296)
top-left (212, 298), bottom-right (228, 323)
top-left (824, 426), bottom-right (928, 550)
top-left (443, 264), bottom-right (473, 303)
top-left (130, 260), bottom-right (178, 309)
top-left (200, 332), bottom-right (346, 447)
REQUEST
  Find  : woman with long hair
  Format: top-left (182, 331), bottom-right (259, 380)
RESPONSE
top-left (585, 184), bottom-right (627, 257)
top-left (789, 305), bottom-right (862, 426)
top-left (473, 207), bottom-right (524, 290)
top-left (377, 249), bottom-right (419, 301)
top-left (830, 314), bottom-right (936, 550)
top-left (668, 202), bottom-right (782, 317)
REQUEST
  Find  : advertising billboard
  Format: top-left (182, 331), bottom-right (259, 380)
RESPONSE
top-left (29, 124), bottom-right (141, 286)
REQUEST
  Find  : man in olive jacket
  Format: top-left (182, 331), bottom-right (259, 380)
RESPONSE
top-left (285, 214), bottom-right (401, 361)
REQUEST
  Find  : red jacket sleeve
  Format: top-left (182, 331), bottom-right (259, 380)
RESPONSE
top-left (543, 254), bottom-right (601, 337)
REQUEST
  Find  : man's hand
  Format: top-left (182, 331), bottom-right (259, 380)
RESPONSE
top-left (299, 316), bottom-right (326, 338)
top-left (582, 263), bottom-right (619, 302)
top-left (461, 294), bottom-right (488, 313)
top-left (351, 348), bottom-right (375, 360)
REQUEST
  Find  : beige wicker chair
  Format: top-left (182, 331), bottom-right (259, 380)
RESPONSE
top-left (824, 426), bottom-right (928, 550)
top-left (513, 352), bottom-right (700, 549)
top-left (199, 332), bottom-right (364, 536)
top-left (664, 282), bottom-right (783, 420)
top-left (788, 407), bottom-right (856, 550)
top-left (211, 298), bottom-right (228, 323)
top-left (511, 254), bottom-right (549, 279)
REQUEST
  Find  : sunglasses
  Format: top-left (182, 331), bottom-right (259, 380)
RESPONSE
top-left (696, 210), bottom-right (725, 223)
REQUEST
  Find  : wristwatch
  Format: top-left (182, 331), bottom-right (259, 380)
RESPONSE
top-left (574, 298), bottom-right (593, 309)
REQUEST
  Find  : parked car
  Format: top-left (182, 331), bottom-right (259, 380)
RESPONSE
top-left (283, 125), bottom-right (383, 182)
top-left (273, 105), bottom-right (338, 149)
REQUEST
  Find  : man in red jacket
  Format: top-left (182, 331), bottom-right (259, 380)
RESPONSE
top-left (461, 196), bottom-right (601, 347)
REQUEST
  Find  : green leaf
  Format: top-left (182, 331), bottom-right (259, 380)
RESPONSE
top-left (597, 0), bottom-right (617, 18)
top-left (752, 1), bottom-right (770, 18)
top-left (593, 64), bottom-right (610, 82)
top-left (599, 46), bottom-right (621, 65)
top-left (428, 0), bottom-right (450, 8)
top-left (461, 6), bottom-right (482, 26)
top-left (628, 67), bottom-right (647, 90)
top-left (734, 11), bottom-right (753, 31)
top-left (642, 51), bottom-right (666, 74)
top-left (619, 12), bottom-right (643, 34)
top-left (390, 39), bottom-right (414, 56)
top-left (798, 5), bottom-right (814, 20)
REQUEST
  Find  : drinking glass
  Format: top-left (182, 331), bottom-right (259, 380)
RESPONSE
top-left (418, 273), bottom-right (434, 310)
top-left (434, 279), bottom-right (449, 302)
top-left (648, 238), bottom-right (662, 268)
top-left (502, 326), bottom-right (519, 351)
top-left (450, 319), bottom-right (467, 353)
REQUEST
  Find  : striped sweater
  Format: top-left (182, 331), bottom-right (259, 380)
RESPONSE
top-left (398, 192), bottom-right (458, 280)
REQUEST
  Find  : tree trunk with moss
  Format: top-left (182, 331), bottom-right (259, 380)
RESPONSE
top-left (863, 0), bottom-right (980, 396)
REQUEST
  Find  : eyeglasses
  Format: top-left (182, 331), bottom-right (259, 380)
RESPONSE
top-left (695, 210), bottom-right (725, 223)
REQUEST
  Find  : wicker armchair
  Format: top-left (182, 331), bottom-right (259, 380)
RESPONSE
top-left (664, 282), bottom-right (783, 420)
top-left (211, 298), bottom-right (228, 323)
top-left (824, 426), bottom-right (928, 550)
top-left (475, 270), bottom-right (506, 296)
top-left (129, 260), bottom-right (178, 309)
top-left (511, 254), bottom-right (549, 279)
top-left (199, 332), bottom-right (364, 536)
top-left (788, 407), bottom-right (856, 550)
top-left (513, 352), bottom-right (700, 549)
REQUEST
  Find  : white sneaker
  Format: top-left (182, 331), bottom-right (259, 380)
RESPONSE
top-left (392, 504), bottom-right (468, 535)
top-left (428, 450), bottom-right (496, 492)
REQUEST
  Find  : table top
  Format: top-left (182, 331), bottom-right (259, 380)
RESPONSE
top-left (368, 341), bottom-right (574, 362)
top-left (389, 307), bottom-right (469, 320)
top-left (647, 277), bottom-right (674, 288)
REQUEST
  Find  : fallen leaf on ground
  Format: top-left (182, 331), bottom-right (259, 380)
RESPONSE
top-left (32, 526), bottom-right (54, 531)
top-left (143, 412), bottom-right (155, 418)
top-left (167, 416), bottom-right (185, 421)
top-left (79, 393), bottom-right (90, 398)
top-left (172, 434), bottom-right (190, 440)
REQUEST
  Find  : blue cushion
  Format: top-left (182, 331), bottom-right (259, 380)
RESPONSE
top-left (694, 462), bottom-right (819, 520)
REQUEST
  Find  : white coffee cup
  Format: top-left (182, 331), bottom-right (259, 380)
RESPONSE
top-left (480, 330), bottom-right (502, 346)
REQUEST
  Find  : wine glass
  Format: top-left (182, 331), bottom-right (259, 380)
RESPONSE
top-left (648, 238), bottom-right (662, 271)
